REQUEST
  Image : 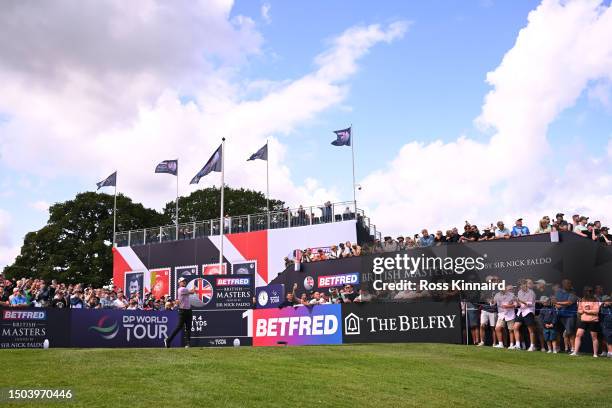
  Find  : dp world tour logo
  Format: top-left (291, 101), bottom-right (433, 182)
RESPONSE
top-left (89, 315), bottom-right (119, 340)
top-left (187, 278), bottom-right (213, 307)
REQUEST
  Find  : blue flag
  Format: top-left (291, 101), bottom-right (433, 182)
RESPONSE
top-left (331, 127), bottom-right (351, 146)
top-left (190, 144), bottom-right (222, 184)
top-left (247, 144), bottom-right (268, 161)
top-left (155, 159), bottom-right (178, 175)
top-left (96, 171), bottom-right (116, 190)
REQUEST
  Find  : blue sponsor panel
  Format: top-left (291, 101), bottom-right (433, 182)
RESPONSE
top-left (0, 308), bottom-right (71, 349)
top-left (70, 309), bottom-right (181, 348)
top-left (255, 284), bottom-right (285, 308)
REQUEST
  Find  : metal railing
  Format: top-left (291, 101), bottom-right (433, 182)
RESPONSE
top-left (114, 201), bottom-right (379, 247)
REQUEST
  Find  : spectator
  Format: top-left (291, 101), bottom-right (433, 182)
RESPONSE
top-left (352, 243), bottom-right (362, 256)
top-left (555, 213), bottom-right (569, 230)
top-left (598, 227), bottom-right (611, 245)
top-left (0, 286), bottom-right (9, 307)
top-left (354, 288), bottom-right (374, 303)
top-left (513, 279), bottom-right (537, 351)
top-left (323, 201), bottom-right (332, 222)
top-left (341, 284), bottom-right (358, 303)
top-left (574, 216), bottom-right (589, 237)
top-left (100, 292), bottom-right (114, 309)
top-left (278, 284), bottom-right (298, 308)
top-left (494, 284), bottom-right (517, 349)
top-left (164, 301), bottom-right (174, 311)
top-left (539, 296), bottom-right (559, 353)
top-left (113, 292), bottom-right (129, 309)
top-left (309, 292), bottom-right (323, 305)
top-left (535, 218), bottom-right (552, 234)
top-left (51, 291), bottom-right (68, 308)
top-left (600, 296), bottom-right (612, 358)
top-left (480, 226), bottom-right (495, 241)
top-left (343, 241), bottom-right (355, 257)
top-left (447, 228), bottom-right (461, 243)
top-left (460, 225), bottom-right (480, 243)
top-left (9, 288), bottom-right (28, 307)
top-left (328, 245), bottom-right (339, 259)
top-left (557, 220), bottom-right (570, 232)
top-left (494, 221), bottom-right (511, 239)
top-left (418, 229), bottom-right (435, 247)
top-left (397, 236), bottom-right (406, 251)
top-left (70, 290), bottom-right (84, 308)
top-left (511, 218), bottom-right (530, 237)
top-left (571, 287), bottom-right (601, 357)
top-left (554, 279), bottom-right (578, 353)
top-left (434, 230), bottom-right (446, 245)
top-left (382, 236), bottom-right (398, 252)
top-left (478, 283), bottom-right (498, 347)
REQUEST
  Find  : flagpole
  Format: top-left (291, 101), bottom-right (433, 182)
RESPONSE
top-left (175, 159), bottom-right (179, 238)
top-left (266, 139), bottom-right (270, 229)
top-left (350, 124), bottom-right (356, 211)
top-left (112, 173), bottom-right (117, 247)
top-left (219, 138), bottom-right (226, 270)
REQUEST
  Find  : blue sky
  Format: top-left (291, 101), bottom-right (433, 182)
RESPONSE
top-left (1, 0), bottom-right (612, 268)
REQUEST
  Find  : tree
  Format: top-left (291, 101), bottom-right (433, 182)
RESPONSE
top-left (3, 192), bottom-right (169, 287)
top-left (163, 186), bottom-right (285, 223)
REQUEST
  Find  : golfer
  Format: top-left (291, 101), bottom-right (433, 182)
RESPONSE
top-left (164, 277), bottom-right (194, 348)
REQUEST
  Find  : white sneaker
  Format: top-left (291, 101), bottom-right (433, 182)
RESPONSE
top-left (477, 341), bottom-right (485, 347)
top-left (547, 349), bottom-right (552, 354)
top-left (528, 345), bottom-right (536, 352)
top-left (541, 348), bottom-right (548, 353)
top-left (598, 351), bottom-right (608, 357)
top-left (569, 352), bottom-right (578, 356)
top-left (493, 343), bottom-right (504, 348)
top-left (521, 342), bottom-right (526, 350)
top-left (593, 354), bottom-right (598, 358)
top-left (553, 350), bottom-right (558, 354)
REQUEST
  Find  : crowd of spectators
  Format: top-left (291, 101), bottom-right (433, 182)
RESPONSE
top-left (0, 276), bottom-right (180, 311)
top-left (463, 278), bottom-right (612, 358)
top-left (278, 282), bottom-right (372, 307)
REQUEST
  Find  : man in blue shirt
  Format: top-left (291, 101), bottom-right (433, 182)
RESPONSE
top-left (511, 218), bottom-right (530, 236)
top-left (554, 279), bottom-right (578, 353)
top-left (418, 229), bottom-right (435, 247)
top-left (9, 288), bottom-right (28, 307)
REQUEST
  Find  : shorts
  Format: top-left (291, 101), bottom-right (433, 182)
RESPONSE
top-left (577, 321), bottom-right (600, 333)
top-left (496, 317), bottom-right (514, 330)
top-left (515, 313), bottom-right (535, 326)
top-left (467, 309), bottom-right (480, 328)
top-left (603, 329), bottom-right (612, 344)
top-left (543, 328), bottom-right (557, 342)
top-left (558, 316), bottom-right (576, 336)
top-left (480, 310), bottom-right (497, 327)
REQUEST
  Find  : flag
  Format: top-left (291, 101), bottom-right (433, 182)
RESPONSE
top-left (190, 144), bottom-right (222, 184)
top-left (96, 171), bottom-right (116, 190)
top-left (247, 143), bottom-right (268, 161)
top-left (155, 159), bottom-right (178, 175)
top-left (331, 127), bottom-right (351, 146)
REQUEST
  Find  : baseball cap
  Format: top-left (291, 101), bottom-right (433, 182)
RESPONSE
top-left (555, 213), bottom-right (564, 217)
top-left (539, 296), bottom-right (550, 303)
top-left (178, 277), bottom-right (187, 283)
top-left (535, 279), bottom-right (546, 285)
top-left (579, 216), bottom-right (589, 221)
top-left (516, 218), bottom-right (523, 222)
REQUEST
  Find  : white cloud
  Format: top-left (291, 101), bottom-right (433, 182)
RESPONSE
top-left (28, 200), bottom-right (50, 213)
top-left (261, 2), bottom-right (271, 24)
top-left (0, 209), bottom-right (19, 269)
top-left (360, 0), bottom-right (612, 235)
top-left (0, 0), bottom-right (408, 267)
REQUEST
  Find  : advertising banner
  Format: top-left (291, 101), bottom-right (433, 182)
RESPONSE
top-left (255, 284), bottom-right (285, 309)
top-left (252, 304), bottom-right (342, 347)
top-left (210, 275), bottom-right (254, 309)
top-left (341, 301), bottom-right (462, 344)
top-left (0, 308), bottom-right (71, 349)
top-left (149, 268), bottom-right (170, 300)
top-left (70, 309), bottom-right (180, 348)
top-left (190, 309), bottom-right (252, 347)
top-left (124, 271), bottom-right (145, 300)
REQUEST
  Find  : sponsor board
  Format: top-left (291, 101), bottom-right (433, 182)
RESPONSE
top-left (70, 309), bottom-right (181, 348)
top-left (341, 301), bottom-right (462, 344)
top-left (190, 309), bottom-right (252, 347)
top-left (252, 304), bottom-right (342, 347)
top-left (255, 284), bottom-right (285, 308)
top-left (124, 271), bottom-right (145, 301)
top-left (203, 263), bottom-right (228, 276)
top-left (232, 260), bottom-right (256, 275)
top-left (149, 268), bottom-right (170, 300)
top-left (317, 272), bottom-right (360, 288)
top-left (207, 275), bottom-right (253, 309)
top-left (0, 308), bottom-right (71, 349)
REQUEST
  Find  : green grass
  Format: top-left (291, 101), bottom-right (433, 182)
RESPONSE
top-left (1, 344), bottom-right (610, 407)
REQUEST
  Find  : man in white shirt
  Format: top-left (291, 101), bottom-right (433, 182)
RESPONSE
top-left (494, 284), bottom-right (516, 348)
top-left (513, 280), bottom-right (537, 351)
top-left (113, 292), bottom-right (129, 309)
top-left (494, 221), bottom-right (511, 239)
